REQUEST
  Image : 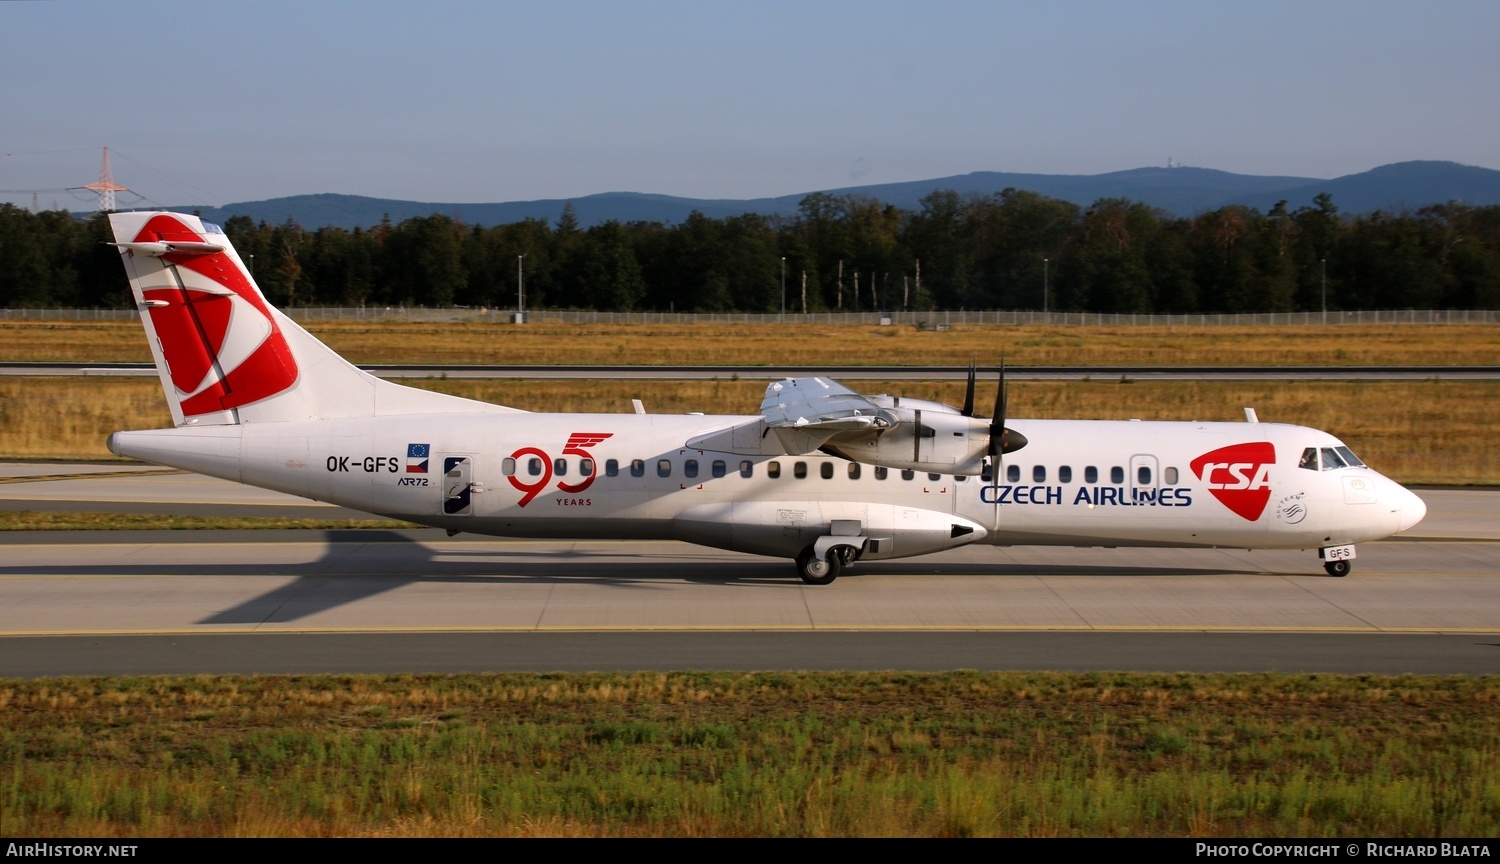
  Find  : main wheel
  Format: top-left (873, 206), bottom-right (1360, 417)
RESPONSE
top-left (796, 547), bottom-right (843, 585)
top-left (1323, 559), bottom-right (1351, 577)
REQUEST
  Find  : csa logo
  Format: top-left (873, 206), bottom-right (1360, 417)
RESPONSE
top-left (133, 214), bottom-right (298, 416)
top-left (1190, 442), bottom-right (1276, 522)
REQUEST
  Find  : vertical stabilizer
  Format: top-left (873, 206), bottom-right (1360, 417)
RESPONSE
top-left (109, 211), bottom-right (512, 426)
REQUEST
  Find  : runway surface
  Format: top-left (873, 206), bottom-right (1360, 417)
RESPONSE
top-left (2, 463), bottom-right (1498, 676)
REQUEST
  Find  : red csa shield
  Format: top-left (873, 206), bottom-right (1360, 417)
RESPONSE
top-left (1190, 442), bottom-right (1276, 522)
top-left (133, 214), bottom-right (298, 416)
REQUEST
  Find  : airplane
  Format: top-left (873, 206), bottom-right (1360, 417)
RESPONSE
top-left (104, 211), bottom-right (1427, 584)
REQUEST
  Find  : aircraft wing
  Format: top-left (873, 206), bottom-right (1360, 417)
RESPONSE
top-left (759, 377), bottom-right (891, 432)
top-left (759, 375), bottom-right (996, 473)
top-left (758, 377), bottom-right (894, 456)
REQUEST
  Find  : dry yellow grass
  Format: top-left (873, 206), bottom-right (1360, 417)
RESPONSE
top-left (3, 376), bottom-right (1494, 484)
top-left (5, 319), bottom-right (1500, 366)
top-left (4, 317), bottom-right (1494, 481)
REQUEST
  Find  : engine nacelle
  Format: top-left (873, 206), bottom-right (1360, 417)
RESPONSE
top-left (828, 407), bottom-right (992, 475)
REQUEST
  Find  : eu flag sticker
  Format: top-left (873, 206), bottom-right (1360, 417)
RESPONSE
top-left (406, 443), bottom-right (430, 474)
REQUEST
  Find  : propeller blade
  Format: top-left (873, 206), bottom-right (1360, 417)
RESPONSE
top-left (961, 361), bottom-right (976, 417)
top-left (990, 360), bottom-right (1028, 457)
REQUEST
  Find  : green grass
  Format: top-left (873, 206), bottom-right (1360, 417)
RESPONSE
top-left (2, 672), bottom-right (1497, 837)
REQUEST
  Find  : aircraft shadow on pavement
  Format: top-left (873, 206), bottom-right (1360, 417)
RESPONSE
top-left (4, 529), bottom-right (1287, 626)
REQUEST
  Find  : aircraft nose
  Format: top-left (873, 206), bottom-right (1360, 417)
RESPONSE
top-left (1394, 484), bottom-right (1427, 533)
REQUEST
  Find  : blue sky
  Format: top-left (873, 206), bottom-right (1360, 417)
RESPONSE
top-left (4, 1), bottom-right (1497, 210)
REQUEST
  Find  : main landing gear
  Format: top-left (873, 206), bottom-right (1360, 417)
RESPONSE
top-left (796, 544), bottom-right (860, 585)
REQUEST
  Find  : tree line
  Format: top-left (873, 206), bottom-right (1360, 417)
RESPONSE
top-left (2, 190), bottom-right (1497, 312)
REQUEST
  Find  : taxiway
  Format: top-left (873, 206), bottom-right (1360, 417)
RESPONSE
top-left (1, 464), bottom-right (1496, 676)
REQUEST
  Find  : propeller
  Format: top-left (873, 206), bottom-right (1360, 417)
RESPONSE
top-left (992, 361), bottom-right (1028, 456)
top-left (986, 359), bottom-right (1028, 499)
top-left (960, 360), bottom-right (976, 418)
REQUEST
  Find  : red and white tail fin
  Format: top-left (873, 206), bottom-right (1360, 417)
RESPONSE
top-left (109, 211), bottom-right (513, 426)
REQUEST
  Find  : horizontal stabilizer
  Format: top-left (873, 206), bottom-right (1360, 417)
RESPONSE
top-left (110, 241), bottom-right (225, 257)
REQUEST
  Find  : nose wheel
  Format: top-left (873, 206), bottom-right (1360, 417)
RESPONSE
top-left (1323, 559), bottom-right (1351, 577)
top-left (1320, 544), bottom-right (1355, 577)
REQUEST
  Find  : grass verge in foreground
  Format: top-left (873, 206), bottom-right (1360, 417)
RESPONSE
top-left (2, 671), bottom-right (1496, 837)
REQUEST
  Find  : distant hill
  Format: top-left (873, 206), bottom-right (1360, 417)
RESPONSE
top-left (1231, 161), bottom-right (1500, 214)
top-left (172, 161), bottom-right (1500, 231)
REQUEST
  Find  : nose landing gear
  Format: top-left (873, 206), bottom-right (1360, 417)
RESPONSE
top-left (1323, 559), bottom-right (1351, 577)
top-left (1320, 544), bottom-right (1355, 577)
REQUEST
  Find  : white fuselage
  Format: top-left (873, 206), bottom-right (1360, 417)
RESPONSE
top-left (110, 411), bottom-right (1425, 564)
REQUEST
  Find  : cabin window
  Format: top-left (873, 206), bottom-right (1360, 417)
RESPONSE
top-left (580, 458), bottom-right (593, 477)
top-left (502, 457), bottom-right (516, 476)
top-left (739, 460), bottom-right (754, 478)
top-left (821, 463), bottom-right (834, 480)
top-left (1033, 465), bottom-right (1046, 483)
top-left (875, 466), bottom-right (888, 480)
top-left (794, 462), bottom-right (808, 479)
top-left (768, 461), bottom-right (781, 479)
top-left (1320, 447), bottom-right (1348, 471)
top-left (901, 469), bottom-right (915, 481)
top-left (657, 459), bottom-right (672, 477)
top-left (1299, 448), bottom-right (1319, 471)
top-left (605, 459), bottom-right (619, 477)
top-left (928, 473), bottom-right (941, 481)
top-left (711, 460), bottom-right (726, 478)
top-left (684, 459), bottom-right (699, 478)
top-left (1085, 466), bottom-right (1099, 484)
top-left (1006, 464), bottom-right (1020, 483)
top-left (955, 474), bottom-right (966, 482)
top-left (1137, 465), bottom-right (1152, 485)
top-left (1164, 467), bottom-right (1178, 484)
top-left (554, 458), bottom-right (568, 477)
top-left (630, 459), bottom-right (645, 478)
top-left (1110, 466), bottom-right (1124, 484)
top-left (847, 463), bottom-right (861, 480)
top-left (528, 457), bottom-right (544, 476)
top-left (1336, 446), bottom-right (1364, 467)
top-left (1059, 465), bottom-right (1072, 483)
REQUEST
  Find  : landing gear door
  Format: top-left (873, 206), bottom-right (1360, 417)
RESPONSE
top-left (442, 456), bottom-right (474, 516)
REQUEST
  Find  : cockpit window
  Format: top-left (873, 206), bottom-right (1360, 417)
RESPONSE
top-left (1320, 447), bottom-right (1348, 471)
top-left (1299, 448), bottom-right (1319, 471)
top-left (1335, 446), bottom-right (1365, 467)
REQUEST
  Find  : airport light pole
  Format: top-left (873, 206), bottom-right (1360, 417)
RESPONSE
top-left (1321, 258), bottom-right (1326, 326)
top-left (518, 254), bottom-right (526, 322)
top-left (780, 257), bottom-right (786, 322)
top-left (1043, 257), bottom-right (1049, 318)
